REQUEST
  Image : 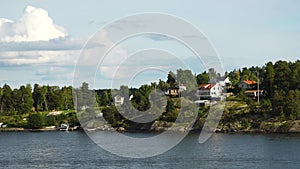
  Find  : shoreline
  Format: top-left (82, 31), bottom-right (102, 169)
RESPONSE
top-left (2, 127), bottom-right (300, 134)
top-left (0, 128), bottom-right (82, 132)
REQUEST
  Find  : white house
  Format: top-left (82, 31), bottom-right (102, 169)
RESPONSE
top-left (197, 83), bottom-right (223, 100)
top-left (114, 95), bottom-right (125, 106)
top-left (210, 77), bottom-right (231, 87)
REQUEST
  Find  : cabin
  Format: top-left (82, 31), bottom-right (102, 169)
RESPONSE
top-left (165, 84), bottom-right (186, 97)
top-left (113, 95), bottom-right (125, 106)
top-left (238, 80), bottom-right (257, 90)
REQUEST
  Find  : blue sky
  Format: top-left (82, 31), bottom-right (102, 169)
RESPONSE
top-left (0, 0), bottom-right (300, 89)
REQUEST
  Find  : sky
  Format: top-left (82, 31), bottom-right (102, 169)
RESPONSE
top-left (0, 0), bottom-right (300, 89)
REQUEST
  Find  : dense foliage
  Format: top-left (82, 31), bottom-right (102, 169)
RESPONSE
top-left (227, 60), bottom-right (300, 119)
top-left (1, 60), bottom-right (300, 130)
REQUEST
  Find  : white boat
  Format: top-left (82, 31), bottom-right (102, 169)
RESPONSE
top-left (60, 124), bottom-right (69, 131)
top-left (86, 128), bottom-right (96, 131)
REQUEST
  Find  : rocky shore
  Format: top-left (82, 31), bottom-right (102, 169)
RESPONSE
top-left (216, 120), bottom-right (300, 133)
top-left (3, 120), bottom-right (300, 133)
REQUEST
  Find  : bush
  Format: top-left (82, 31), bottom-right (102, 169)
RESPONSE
top-left (27, 113), bottom-right (44, 129)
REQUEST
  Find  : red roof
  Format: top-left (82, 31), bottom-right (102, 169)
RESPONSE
top-left (198, 84), bottom-right (216, 90)
top-left (243, 80), bottom-right (257, 85)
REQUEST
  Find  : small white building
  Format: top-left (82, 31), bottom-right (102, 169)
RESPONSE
top-left (96, 112), bottom-right (103, 118)
top-left (114, 95), bottom-right (125, 106)
top-left (197, 83), bottom-right (223, 100)
top-left (81, 105), bottom-right (90, 111)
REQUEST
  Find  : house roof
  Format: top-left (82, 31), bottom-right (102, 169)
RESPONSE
top-left (242, 80), bottom-right (257, 85)
top-left (245, 90), bottom-right (263, 93)
top-left (198, 84), bottom-right (216, 90)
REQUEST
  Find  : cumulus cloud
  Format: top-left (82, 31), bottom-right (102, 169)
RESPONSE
top-left (0, 5), bottom-right (66, 42)
top-left (0, 5), bottom-right (83, 67)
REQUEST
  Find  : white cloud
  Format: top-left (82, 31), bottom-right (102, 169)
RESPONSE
top-left (0, 37), bottom-right (84, 52)
top-left (0, 50), bottom-right (80, 66)
top-left (0, 5), bottom-right (66, 42)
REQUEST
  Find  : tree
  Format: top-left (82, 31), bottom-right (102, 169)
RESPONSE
top-left (32, 85), bottom-right (49, 111)
top-left (274, 60), bottom-right (291, 93)
top-left (230, 69), bottom-right (241, 85)
top-left (166, 99), bottom-right (176, 113)
top-left (0, 84), bottom-right (14, 115)
top-left (33, 84), bottom-right (42, 111)
top-left (263, 62), bottom-right (275, 97)
top-left (285, 90), bottom-right (300, 119)
top-left (27, 113), bottom-right (44, 129)
top-left (46, 86), bottom-right (63, 110)
top-left (271, 89), bottom-right (286, 116)
top-left (20, 84), bottom-right (34, 114)
top-left (163, 99), bottom-right (178, 122)
top-left (131, 84), bottom-right (152, 111)
top-left (176, 69), bottom-right (197, 94)
top-left (208, 68), bottom-right (218, 79)
top-left (240, 67), bottom-right (252, 81)
top-left (61, 86), bottom-right (73, 110)
top-left (260, 99), bottom-right (272, 112)
top-left (290, 61), bottom-right (300, 90)
top-left (157, 79), bottom-right (169, 91)
top-left (167, 71), bottom-right (177, 88)
top-left (196, 71), bottom-right (209, 85)
top-left (41, 85), bottom-right (48, 111)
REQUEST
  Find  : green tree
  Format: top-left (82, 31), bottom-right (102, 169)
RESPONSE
top-left (196, 71), bottom-right (209, 85)
top-left (46, 86), bottom-right (63, 110)
top-left (241, 67), bottom-right (252, 81)
top-left (157, 79), bottom-right (169, 91)
top-left (33, 84), bottom-right (41, 111)
top-left (20, 84), bottom-right (34, 114)
top-left (177, 69), bottom-right (197, 93)
top-left (290, 61), bottom-right (300, 90)
top-left (263, 62), bottom-right (275, 97)
top-left (167, 71), bottom-right (177, 88)
top-left (271, 89), bottom-right (286, 116)
top-left (0, 84), bottom-right (14, 115)
top-left (274, 60), bottom-right (291, 93)
top-left (285, 90), bottom-right (300, 119)
top-left (35, 85), bottom-right (49, 111)
top-left (28, 113), bottom-right (44, 129)
top-left (61, 86), bottom-right (73, 110)
top-left (166, 99), bottom-right (176, 113)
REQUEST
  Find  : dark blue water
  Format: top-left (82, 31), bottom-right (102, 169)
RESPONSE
top-left (0, 131), bottom-right (300, 169)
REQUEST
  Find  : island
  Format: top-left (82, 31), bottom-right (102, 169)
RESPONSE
top-left (1, 60), bottom-right (300, 133)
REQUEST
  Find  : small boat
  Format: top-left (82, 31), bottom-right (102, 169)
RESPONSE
top-left (60, 124), bottom-right (69, 131)
top-left (86, 128), bottom-right (96, 131)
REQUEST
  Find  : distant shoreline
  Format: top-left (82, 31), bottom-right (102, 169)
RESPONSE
top-left (2, 127), bottom-right (300, 134)
top-left (0, 127), bottom-right (82, 132)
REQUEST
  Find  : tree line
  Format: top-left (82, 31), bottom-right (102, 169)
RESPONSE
top-left (1, 60), bottom-right (300, 129)
top-left (227, 60), bottom-right (300, 119)
top-left (0, 84), bottom-right (74, 116)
